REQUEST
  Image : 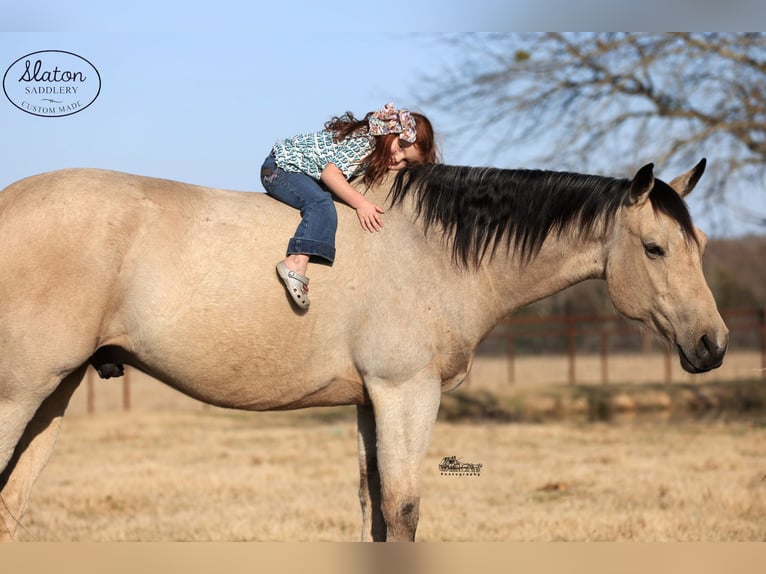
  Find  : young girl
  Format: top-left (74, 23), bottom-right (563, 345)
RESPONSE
top-left (260, 103), bottom-right (438, 309)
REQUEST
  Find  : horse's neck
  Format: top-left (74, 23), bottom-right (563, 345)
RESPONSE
top-left (481, 232), bottom-right (605, 320)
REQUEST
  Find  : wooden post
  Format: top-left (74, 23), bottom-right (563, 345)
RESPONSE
top-left (600, 330), bottom-right (609, 385)
top-left (507, 333), bottom-right (515, 385)
top-left (664, 347), bottom-right (672, 384)
top-left (86, 367), bottom-right (95, 415)
top-left (122, 367), bottom-right (131, 411)
top-left (567, 318), bottom-right (576, 385)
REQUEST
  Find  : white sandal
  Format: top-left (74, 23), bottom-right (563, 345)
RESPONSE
top-left (276, 261), bottom-right (310, 308)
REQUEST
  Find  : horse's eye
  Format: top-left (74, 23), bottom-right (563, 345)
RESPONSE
top-left (644, 242), bottom-right (666, 258)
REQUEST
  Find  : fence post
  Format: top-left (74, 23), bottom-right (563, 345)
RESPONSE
top-left (122, 367), bottom-right (131, 411)
top-left (567, 317), bottom-right (576, 385)
top-left (664, 347), bottom-right (672, 383)
top-left (86, 367), bottom-right (95, 415)
top-left (600, 330), bottom-right (609, 385)
top-left (506, 332), bottom-right (515, 385)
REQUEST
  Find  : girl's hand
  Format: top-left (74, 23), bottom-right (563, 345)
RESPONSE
top-left (319, 163), bottom-right (384, 231)
top-left (355, 198), bottom-right (385, 232)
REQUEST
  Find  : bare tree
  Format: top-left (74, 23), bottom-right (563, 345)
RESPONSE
top-left (422, 33), bottom-right (766, 228)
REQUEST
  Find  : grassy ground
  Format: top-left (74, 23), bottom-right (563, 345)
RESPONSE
top-left (17, 406), bottom-right (766, 541)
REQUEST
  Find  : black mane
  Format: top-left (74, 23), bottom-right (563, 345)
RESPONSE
top-left (389, 163), bottom-right (695, 268)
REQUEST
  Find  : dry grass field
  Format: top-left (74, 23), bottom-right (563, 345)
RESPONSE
top-left (11, 352), bottom-right (766, 542)
top-left (16, 408), bottom-right (766, 542)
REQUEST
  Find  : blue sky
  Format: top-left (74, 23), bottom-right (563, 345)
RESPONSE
top-left (2, 3), bottom-right (765, 236)
top-left (0, 32), bottom-right (465, 192)
top-left (1, 31), bottom-right (523, 192)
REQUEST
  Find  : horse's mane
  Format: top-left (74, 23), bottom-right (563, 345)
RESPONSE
top-left (389, 163), bottom-right (696, 268)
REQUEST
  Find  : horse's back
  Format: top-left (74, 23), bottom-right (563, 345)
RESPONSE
top-left (0, 168), bottom-right (472, 410)
top-left (0, 169), bottom-right (372, 405)
top-left (0, 167), bottom-right (298, 274)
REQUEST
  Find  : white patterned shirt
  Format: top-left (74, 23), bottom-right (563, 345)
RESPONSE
top-left (272, 129), bottom-right (372, 180)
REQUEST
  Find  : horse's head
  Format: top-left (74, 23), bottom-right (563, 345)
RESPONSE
top-left (605, 159), bottom-right (728, 373)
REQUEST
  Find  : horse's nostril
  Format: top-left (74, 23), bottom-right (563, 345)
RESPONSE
top-left (699, 333), bottom-right (727, 363)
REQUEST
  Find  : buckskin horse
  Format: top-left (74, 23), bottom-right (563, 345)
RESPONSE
top-left (0, 159), bottom-right (727, 541)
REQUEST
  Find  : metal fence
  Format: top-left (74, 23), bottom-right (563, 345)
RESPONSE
top-left (480, 307), bottom-right (766, 385)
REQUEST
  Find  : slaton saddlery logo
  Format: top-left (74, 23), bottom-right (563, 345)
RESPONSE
top-left (3, 50), bottom-right (101, 118)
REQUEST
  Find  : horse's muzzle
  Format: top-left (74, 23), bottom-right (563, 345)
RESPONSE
top-left (677, 332), bottom-right (728, 373)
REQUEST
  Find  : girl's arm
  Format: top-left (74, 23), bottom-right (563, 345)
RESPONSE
top-left (320, 163), bottom-right (384, 232)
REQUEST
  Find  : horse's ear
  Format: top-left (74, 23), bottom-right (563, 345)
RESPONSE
top-left (629, 163), bottom-right (654, 207)
top-left (668, 158), bottom-right (706, 198)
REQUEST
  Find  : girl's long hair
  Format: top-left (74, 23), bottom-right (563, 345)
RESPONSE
top-left (325, 111), bottom-right (439, 186)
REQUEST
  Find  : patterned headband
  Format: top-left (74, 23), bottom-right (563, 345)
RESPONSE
top-left (368, 102), bottom-right (417, 143)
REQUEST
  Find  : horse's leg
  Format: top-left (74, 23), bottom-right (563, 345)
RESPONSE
top-left (356, 404), bottom-right (386, 541)
top-left (0, 403), bottom-right (41, 529)
top-left (365, 376), bottom-right (441, 542)
top-left (0, 367), bottom-right (85, 541)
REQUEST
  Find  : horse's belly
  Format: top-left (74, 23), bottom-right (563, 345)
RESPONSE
top-left (258, 377), bottom-right (368, 410)
top-left (159, 370), bottom-right (367, 412)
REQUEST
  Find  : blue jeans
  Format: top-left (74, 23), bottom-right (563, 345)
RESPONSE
top-left (260, 152), bottom-right (337, 264)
